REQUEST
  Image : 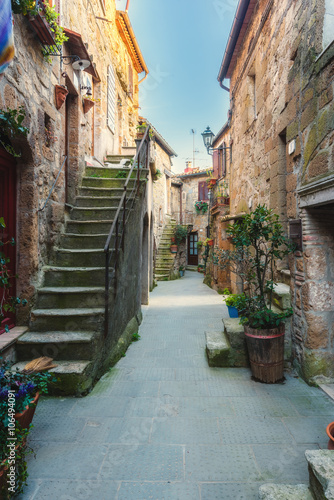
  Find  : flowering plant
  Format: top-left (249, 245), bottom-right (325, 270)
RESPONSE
top-left (0, 359), bottom-right (56, 424)
top-left (195, 201), bottom-right (208, 214)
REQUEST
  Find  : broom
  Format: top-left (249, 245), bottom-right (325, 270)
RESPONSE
top-left (23, 357), bottom-right (58, 374)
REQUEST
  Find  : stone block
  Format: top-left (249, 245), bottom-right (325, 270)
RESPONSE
top-left (259, 483), bottom-right (313, 500)
top-left (205, 330), bottom-right (230, 367)
top-left (302, 351), bottom-right (334, 382)
top-left (223, 318), bottom-right (249, 367)
top-left (306, 450), bottom-right (334, 500)
top-left (320, 87), bottom-right (333, 109)
top-left (307, 151), bottom-right (329, 179)
top-left (304, 312), bottom-right (329, 349)
top-left (271, 283), bottom-right (291, 310)
top-left (304, 248), bottom-right (327, 280)
top-left (301, 99), bottom-right (317, 131)
top-left (286, 173), bottom-right (297, 192)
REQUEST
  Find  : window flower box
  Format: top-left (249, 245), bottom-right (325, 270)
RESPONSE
top-left (27, 2), bottom-right (56, 46)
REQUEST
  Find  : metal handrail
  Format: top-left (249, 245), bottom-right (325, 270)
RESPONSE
top-left (104, 126), bottom-right (150, 337)
top-left (38, 156), bottom-right (67, 212)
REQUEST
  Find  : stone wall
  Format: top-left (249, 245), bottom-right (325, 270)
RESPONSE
top-left (0, 0), bottom-right (142, 324)
top-left (152, 142), bottom-right (173, 250)
top-left (222, 0), bottom-right (334, 380)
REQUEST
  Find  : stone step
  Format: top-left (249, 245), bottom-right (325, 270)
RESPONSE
top-left (306, 449), bottom-right (334, 499)
top-left (79, 187), bottom-right (125, 198)
top-left (259, 484), bottom-right (314, 499)
top-left (43, 266), bottom-right (106, 287)
top-left (12, 360), bottom-right (94, 396)
top-left (37, 286), bottom-right (105, 309)
top-left (52, 248), bottom-right (107, 267)
top-left (85, 166), bottom-right (131, 178)
top-left (61, 233), bottom-right (110, 250)
top-left (75, 196), bottom-right (123, 208)
top-left (66, 220), bottom-right (115, 234)
top-left (223, 318), bottom-right (249, 367)
top-left (30, 308), bottom-right (104, 332)
top-left (155, 274), bottom-right (169, 281)
top-left (70, 207), bottom-right (131, 222)
top-left (205, 330), bottom-right (231, 367)
top-left (82, 176), bottom-right (138, 189)
top-left (105, 154), bottom-right (133, 164)
top-left (16, 331), bottom-right (97, 361)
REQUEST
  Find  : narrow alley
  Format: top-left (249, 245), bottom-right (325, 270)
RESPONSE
top-left (20, 272), bottom-right (334, 500)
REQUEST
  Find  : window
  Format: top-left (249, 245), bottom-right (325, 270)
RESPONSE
top-left (198, 181), bottom-right (209, 201)
top-left (107, 65), bottom-right (116, 133)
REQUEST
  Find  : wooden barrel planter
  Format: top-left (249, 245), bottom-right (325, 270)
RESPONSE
top-left (244, 324), bottom-right (285, 383)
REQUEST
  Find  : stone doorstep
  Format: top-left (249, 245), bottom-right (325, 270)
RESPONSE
top-left (205, 330), bottom-right (231, 367)
top-left (0, 326), bottom-right (29, 353)
top-left (319, 383), bottom-right (334, 402)
top-left (258, 483), bottom-right (314, 499)
top-left (306, 449), bottom-right (334, 499)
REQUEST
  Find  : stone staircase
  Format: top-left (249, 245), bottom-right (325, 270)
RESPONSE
top-left (154, 217), bottom-right (177, 281)
top-left (15, 156), bottom-right (148, 395)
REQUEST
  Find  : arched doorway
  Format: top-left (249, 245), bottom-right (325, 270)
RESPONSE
top-left (0, 147), bottom-right (16, 333)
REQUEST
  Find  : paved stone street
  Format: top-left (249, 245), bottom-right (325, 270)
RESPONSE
top-left (20, 272), bottom-right (334, 499)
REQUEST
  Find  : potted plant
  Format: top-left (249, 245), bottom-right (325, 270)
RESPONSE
top-left (179, 265), bottom-right (185, 277)
top-left (195, 201), bottom-right (208, 214)
top-left (0, 357), bottom-right (56, 497)
top-left (225, 294), bottom-right (240, 318)
top-left (203, 238), bottom-right (213, 247)
top-left (174, 225), bottom-right (187, 246)
top-left (83, 96), bottom-right (100, 114)
top-left (197, 240), bottom-right (204, 250)
top-left (170, 244), bottom-right (177, 253)
top-left (55, 85), bottom-right (68, 110)
top-left (0, 106), bottom-right (29, 158)
top-left (214, 205), bottom-right (294, 383)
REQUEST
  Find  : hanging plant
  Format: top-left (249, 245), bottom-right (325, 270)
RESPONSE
top-left (195, 201), bottom-right (208, 214)
top-left (41, 4), bottom-right (68, 61)
top-left (0, 107), bottom-right (29, 157)
top-left (11, 0), bottom-right (38, 15)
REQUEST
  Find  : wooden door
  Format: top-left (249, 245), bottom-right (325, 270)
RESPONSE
top-left (188, 232), bottom-right (198, 266)
top-left (0, 148), bottom-right (16, 333)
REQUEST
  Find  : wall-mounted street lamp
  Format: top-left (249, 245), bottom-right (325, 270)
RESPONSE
top-left (201, 126), bottom-right (215, 154)
top-left (201, 125), bottom-right (232, 157)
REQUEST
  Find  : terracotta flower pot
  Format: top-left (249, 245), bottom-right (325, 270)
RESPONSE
top-left (55, 85), bottom-right (68, 110)
top-left (326, 422), bottom-right (334, 450)
top-left (83, 98), bottom-right (95, 114)
top-left (170, 245), bottom-right (177, 253)
top-left (15, 392), bottom-right (40, 430)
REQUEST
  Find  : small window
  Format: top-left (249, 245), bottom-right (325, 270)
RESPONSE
top-left (107, 65), bottom-right (116, 133)
top-left (198, 181), bottom-right (209, 201)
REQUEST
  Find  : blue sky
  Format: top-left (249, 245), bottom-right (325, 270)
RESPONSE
top-left (117, 0), bottom-right (237, 173)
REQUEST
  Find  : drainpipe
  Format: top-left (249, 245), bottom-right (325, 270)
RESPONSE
top-left (125, 0), bottom-right (130, 11)
top-left (217, 0), bottom-right (250, 87)
top-left (138, 72), bottom-right (148, 84)
top-left (180, 185), bottom-right (183, 225)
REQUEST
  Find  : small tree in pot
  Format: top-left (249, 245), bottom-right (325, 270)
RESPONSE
top-left (215, 205), bottom-right (294, 382)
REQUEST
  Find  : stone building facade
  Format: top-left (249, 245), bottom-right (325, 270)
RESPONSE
top-left (172, 165), bottom-right (212, 268)
top-left (0, 0), bottom-right (147, 330)
top-left (0, 1), bottom-right (156, 392)
top-left (214, 0), bottom-right (334, 381)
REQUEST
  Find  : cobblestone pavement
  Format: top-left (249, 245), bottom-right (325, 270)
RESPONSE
top-left (20, 272), bottom-right (334, 499)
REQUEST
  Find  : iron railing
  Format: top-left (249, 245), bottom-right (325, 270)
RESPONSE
top-left (104, 126), bottom-right (150, 337)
